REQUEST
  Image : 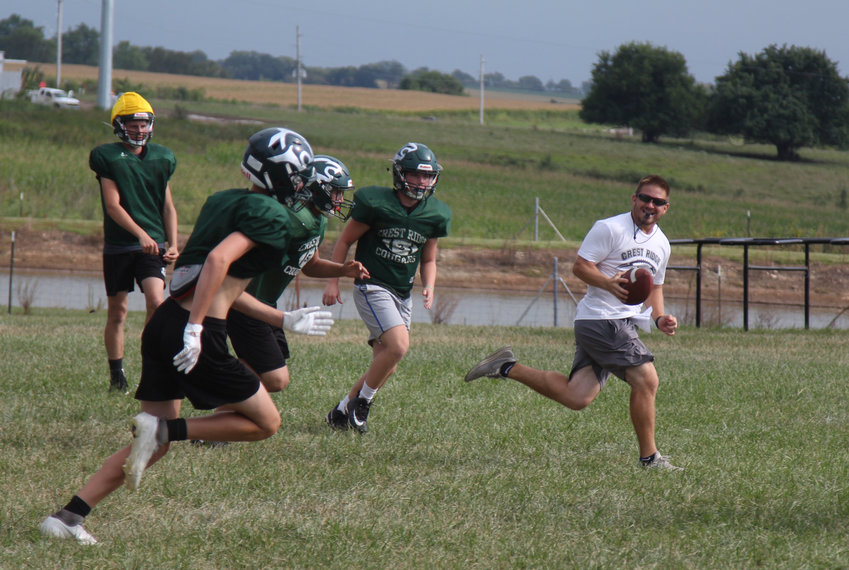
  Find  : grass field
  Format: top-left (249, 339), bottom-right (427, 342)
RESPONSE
top-left (2, 311), bottom-right (848, 567)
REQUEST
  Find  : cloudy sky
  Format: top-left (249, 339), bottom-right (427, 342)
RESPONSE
top-left (5, 0), bottom-right (849, 85)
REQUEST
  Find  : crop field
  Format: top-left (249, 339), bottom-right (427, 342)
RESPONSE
top-left (32, 63), bottom-right (581, 112)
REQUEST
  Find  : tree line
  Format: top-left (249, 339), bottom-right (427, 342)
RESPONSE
top-left (0, 14), bottom-right (583, 97)
top-left (5, 14), bottom-right (848, 160)
top-left (580, 42), bottom-right (849, 160)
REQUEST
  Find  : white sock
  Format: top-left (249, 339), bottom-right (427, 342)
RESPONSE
top-left (358, 383), bottom-right (378, 403)
top-left (337, 396), bottom-right (350, 413)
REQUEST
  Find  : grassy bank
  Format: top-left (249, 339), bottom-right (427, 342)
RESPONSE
top-left (3, 73), bottom-right (849, 242)
top-left (2, 311), bottom-right (847, 566)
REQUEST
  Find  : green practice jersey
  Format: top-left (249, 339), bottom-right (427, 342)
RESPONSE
top-left (176, 189), bottom-right (293, 279)
top-left (246, 206), bottom-right (327, 306)
top-left (89, 142), bottom-right (176, 248)
top-left (351, 186), bottom-right (452, 299)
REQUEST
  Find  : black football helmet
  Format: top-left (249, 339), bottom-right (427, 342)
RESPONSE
top-left (391, 142), bottom-right (442, 200)
top-left (241, 127), bottom-right (315, 207)
top-left (307, 155), bottom-right (355, 220)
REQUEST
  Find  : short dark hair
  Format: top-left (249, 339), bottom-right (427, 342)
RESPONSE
top-left (636, 174), bottom-right (669, 196)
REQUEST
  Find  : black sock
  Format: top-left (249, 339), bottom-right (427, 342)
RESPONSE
top-left (58, 495), bottom-right (91, 522)
top-left (165, 418), bottom-right (188, 442)
top-left (640, 452), bottom-right (658, 464)
top-left (499, 361), bottom-right (516, 377)
top-left (108, 359), bottom-right (124, 373)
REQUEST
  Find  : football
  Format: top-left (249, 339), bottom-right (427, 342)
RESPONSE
top-left (623, 267), bottom-right (652, 305)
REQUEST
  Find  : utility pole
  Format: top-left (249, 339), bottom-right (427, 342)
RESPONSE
top-left (479, 54), bottom-right (485, 125)
top-left (97, 0), bottom-right (114, 109)
top-left (296, 26), bottom-right (303, 112)
top-left (56, 0), bottom-right (63, 88)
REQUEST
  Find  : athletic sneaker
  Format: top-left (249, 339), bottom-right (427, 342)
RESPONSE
top-left (641, 452), bottom-right (683, 471)
top-left (123, 412), bottom-right (162, 490)
top-left (109, 369), bottom-right (129, 394)
top-left (346, 397), bottom-right (371, 433)
top-left (464, 346), bottom-right (516, 382)
top-left (39, 515), bottom-right (97, 545)
top-left (326, 407), bottom-right (349, 431)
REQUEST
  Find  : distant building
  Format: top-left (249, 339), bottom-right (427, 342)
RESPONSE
top-left (0, 51), bottom-right (26, 98)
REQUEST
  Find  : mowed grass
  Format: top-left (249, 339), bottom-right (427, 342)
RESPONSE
top-left (4, 64), bottom-right (849, 243)
top-left (2, 310), bottom-right (848, 567)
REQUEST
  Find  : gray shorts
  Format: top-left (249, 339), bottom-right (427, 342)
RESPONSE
top-left (570, 318), bottom-right (654, 388)
top-left (353, 283), bottom-right (412, 343)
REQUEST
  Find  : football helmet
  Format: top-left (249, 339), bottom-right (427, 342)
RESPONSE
top-left (241, 127), bottom-right (315, 207)
top-left (307, 155), bottom-right (355, 220)
top-left (392, 142), bottom-right (442, 200)
top-left (111, 92), bottom-right (155, 147)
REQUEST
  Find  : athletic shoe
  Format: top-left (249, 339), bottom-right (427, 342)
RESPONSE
top-left (123, 412), bottom-right (162, 490)
top-left (641, 452), bottom-right (683, 471)
top-left (39, 515), bottom-right (97, 545)
top-left (326, 407), bottom-right (349, 431)
top-left (346, 397), bottom-right (371, 433)
top-left (109, 369), bottom-right (129, 394)
top-left (464, 346), bottom-right (516, 382)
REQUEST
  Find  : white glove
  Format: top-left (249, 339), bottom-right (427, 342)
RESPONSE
top-left (283, 306), bottom-right (334, 336)
top-left (173, 322), bottom-right (203, 373)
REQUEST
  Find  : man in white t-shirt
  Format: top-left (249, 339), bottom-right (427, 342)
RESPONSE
top-left (465, 175), bottom-right (682, 470)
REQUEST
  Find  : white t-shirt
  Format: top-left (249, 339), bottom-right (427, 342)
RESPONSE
top-left (574, 212), bottom-right (670, 321)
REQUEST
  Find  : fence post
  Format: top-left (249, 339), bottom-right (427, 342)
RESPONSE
top-left (553, 257), bottom-right (558, 327)
top-left (8, 230), bottom-right (15, 314)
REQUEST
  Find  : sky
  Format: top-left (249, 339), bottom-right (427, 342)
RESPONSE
top-left (5, 0), bottom-right (849, 86)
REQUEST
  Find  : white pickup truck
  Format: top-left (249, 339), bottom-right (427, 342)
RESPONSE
top-left (29, 87), bottom-right (80, 109)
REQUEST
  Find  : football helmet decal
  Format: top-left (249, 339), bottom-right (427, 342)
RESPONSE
top-left (241, 127), bottom-right (315, 207)
top-left (392, 142), bottom-right (442, 200)
top-left (111, 92), bottom-right (155, 147)
top-left (308, 154), bottom-right (355, 220)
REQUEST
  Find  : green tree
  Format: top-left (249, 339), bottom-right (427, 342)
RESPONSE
top-left (113, 41), bottom-right (149, 70)
top-left (580, 41), bottom-right (703, 143)
top-left (400, 69), bottom-right (464, 95)
top-left (62, 23), bottom-right (99, 66)
top-left (221, 50), bottom-right (295, 81)
top-left (517, 75), bottom-right (544, 91)
top-left (0, 14), bottom-right (52, 61)
top-left (707, 44), bottom-right (849, 160)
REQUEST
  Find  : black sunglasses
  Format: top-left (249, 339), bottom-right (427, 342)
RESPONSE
top-left (636, 193), bottom-right (668, 207)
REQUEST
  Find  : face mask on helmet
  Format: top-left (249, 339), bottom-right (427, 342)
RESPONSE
top-left (240, 127), bottom-right (315, 207)
top-left (113, 114), bottom-right (155, 147)
top-left (308, 155), bottom-right (355, 220)
top-left (110, 92), bottom-right (155, 147)
top-left (392, 142), bottom-right (442, 200)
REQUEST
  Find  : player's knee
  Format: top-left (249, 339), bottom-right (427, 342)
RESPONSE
top-left (627, 365), bottom-right (659, 394)
top-left (257, 413), bottom-right (281, 438)
top-left (261, 370), bottom-right (290, 393)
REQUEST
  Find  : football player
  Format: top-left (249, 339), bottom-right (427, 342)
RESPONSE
top-left (227, 155), bottom-right (368, 393)
top-left (40, 128), bottom-right (334, 545)
top-left (323, 142), bottom-right (452, 433)
top-left (90, 91), bottom-right (179, 393)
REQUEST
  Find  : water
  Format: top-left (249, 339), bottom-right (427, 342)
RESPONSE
top-left (2, 268), bottom-right (848, 330)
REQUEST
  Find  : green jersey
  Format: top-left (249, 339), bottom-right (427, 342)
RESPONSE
top-left (89, 142), bottom-right (176, 249)
top-left (246, 206), bottom-right (327, 306)
top-left (351, 186), bottom-right (452, 299)
top-left (176, 189), bottom-right (293, 279)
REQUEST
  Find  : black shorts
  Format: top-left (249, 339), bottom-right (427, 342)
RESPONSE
top-left (136, 298), bottom-right (261, 410)
top-left (227, 308), bottom-right (290, 374)
top-left (103, 250), bottom-right (166, 296)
